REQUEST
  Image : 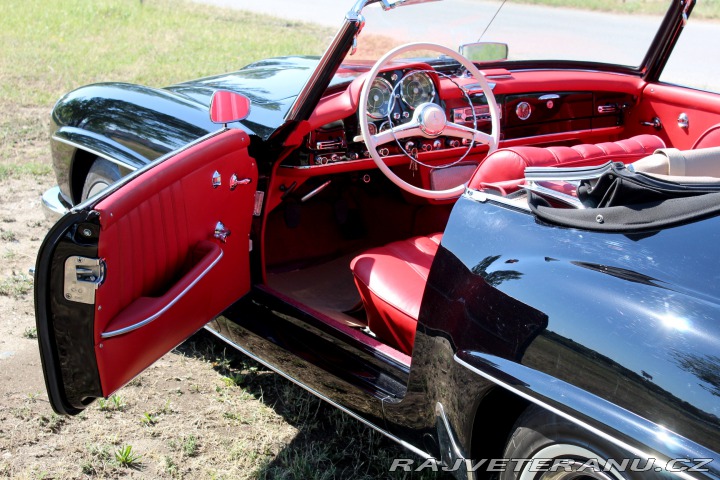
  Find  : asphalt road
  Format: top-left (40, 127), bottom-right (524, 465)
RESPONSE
top-left (197, 0), bottom-right (719, 91)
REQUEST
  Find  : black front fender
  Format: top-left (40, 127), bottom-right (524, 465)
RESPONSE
top-left (50, 82), bottom-right (217, 202)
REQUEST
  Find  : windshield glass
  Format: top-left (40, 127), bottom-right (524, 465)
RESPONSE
top-left (347, 0), bottom-right (672, 68)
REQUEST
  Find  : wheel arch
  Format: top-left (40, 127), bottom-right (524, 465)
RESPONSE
top-left (469, 385), bottom-right (530, 465)
top-left (52, 128), bottom-right (147, 203)
top-left (455, 350), bottom-right (720, 480)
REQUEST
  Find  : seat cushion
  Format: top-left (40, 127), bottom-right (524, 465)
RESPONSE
top-left (350, 233), bottom-right (442, 355)
top-left (468, 134), bottom-right (666, 192)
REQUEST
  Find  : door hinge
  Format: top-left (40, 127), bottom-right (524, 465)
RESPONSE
top-left (64, 256), bottom-right (105, 304)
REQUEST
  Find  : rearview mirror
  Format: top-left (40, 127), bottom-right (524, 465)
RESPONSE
top-left (459, 42), bottom-right (509, 62)
top-left (209, 90), bottom-right (251, 125)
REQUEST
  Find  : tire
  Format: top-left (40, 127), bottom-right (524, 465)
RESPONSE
top-left (81, 158), bottom-right (122, 201)
top-left (499, 406), bottom-right (635, 480)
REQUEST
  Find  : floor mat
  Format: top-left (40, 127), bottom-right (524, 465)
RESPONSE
top-left (267, 252), bottom-right (365, 327)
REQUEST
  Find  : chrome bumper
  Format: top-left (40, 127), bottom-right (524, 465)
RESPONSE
top-left (41, 186), bottom-right (71, 222)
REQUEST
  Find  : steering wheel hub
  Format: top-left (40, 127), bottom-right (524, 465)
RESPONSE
top-left (416, 103), bottom-right (447, 137)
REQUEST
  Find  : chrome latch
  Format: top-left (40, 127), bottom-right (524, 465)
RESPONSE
top-left (677, 112), bottom-right (689, 129)
top-left (214, 221), bottom-right (231, 243)
top-left (640, 116), bottom-right (662, 130)
top-left (598, 104), bottom-right (620, 114)
top-left (229, 174), bottom-right (252, 191)
top-left (212, 170), bottom-right (222, 189)
top-left (64, 256), bottom-right (105, 304)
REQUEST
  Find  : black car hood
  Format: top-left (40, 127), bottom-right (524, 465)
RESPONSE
top-left (165, 56), bottom-right (370, 141)
top-left (165, 56), bottom-right (318, 140)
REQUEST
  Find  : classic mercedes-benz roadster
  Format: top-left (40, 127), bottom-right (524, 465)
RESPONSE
top-left (35, 0), bottom-right (719, 478)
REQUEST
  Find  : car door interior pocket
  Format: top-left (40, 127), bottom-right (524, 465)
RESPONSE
top-left (100, 240), bottom-right (223, 338)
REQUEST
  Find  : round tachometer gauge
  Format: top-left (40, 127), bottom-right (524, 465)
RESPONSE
top-left (366, 77), bottom-right (393, 120)
top-left (400, 71), bottom-right (435, 109)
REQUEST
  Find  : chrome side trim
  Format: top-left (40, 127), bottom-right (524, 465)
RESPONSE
top-left (204, 324), bottom-right (434, 461)
top-left (435, 402), bottom-right (467, 466)
top-left (41, 186), bottom-right (71, 222)
top-left (69, 129), bottom-right (227, 214)
top-left (101, 249), bottom-right (223, 339)
top-left (465, 189), bottom-right (531, 212)
top-left (454, 352), bottom-right (718, 480)
top-left (52, 133), bottom-right (140, 172)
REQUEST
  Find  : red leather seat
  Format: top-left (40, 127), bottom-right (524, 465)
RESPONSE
top-left (468, 134), bottom-right (666, 192)
top-left (352, 135), bottom-right (666, 355)
top-left (350, 233), bottom-right (442, 355)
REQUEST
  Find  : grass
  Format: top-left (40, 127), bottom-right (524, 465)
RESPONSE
top-left (114, 444), bottom-right (141, 468)
top-left (0, 0), bottom-right (333, 183)
top-left (97, 394), bottom-right (126, 413)
top-left (0, 0), bottom-right (332, 108)
top-left (0, 273), bottom-right (33, 298)
top-left (22, 326), bottom-right (38, 339)
top-left (0, 229), bottom-right (17, 242)
top-left (0, 163), bottom-right (53, 181)
top-left (511, 0), bottom-right (720, 19)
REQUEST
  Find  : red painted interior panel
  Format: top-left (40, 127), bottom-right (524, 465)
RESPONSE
top-left (632, 83), bottom-right (720, 150)
top-left (93, 129), bottom-right (257, 396)
top-left (693, 124), bottom-right (720, 149)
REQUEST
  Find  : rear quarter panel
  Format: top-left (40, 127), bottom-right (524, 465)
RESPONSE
top-left (423, 194), bottom-right (720, 456)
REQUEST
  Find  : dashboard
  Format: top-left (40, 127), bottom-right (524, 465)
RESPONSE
top-left (280, 64), bottom-right (636, 175)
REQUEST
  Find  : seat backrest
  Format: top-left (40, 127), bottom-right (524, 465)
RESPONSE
top-left (468, 134), bottom-right (666, 192)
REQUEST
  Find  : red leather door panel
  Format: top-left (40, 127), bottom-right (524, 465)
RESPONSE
top-left (92, 129), bottom-right (257, 396)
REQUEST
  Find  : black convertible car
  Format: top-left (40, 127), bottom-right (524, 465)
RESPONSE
top-left (36, 0), bottom-right (719, 478)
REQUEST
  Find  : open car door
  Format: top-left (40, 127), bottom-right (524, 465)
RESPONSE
top-left (34, 129), bottom-right (258, 415)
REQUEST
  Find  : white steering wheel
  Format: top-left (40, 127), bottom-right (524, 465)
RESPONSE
top-left (359, 42), bottom-right (500, 199)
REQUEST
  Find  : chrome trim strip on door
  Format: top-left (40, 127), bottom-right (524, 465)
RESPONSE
top-left (100, 249), bottom-right (224, 339)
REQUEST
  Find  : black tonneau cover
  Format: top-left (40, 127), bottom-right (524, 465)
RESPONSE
top-left (527, 162), bottom-right (720, 232)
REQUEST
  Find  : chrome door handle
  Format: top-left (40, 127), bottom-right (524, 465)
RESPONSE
top-left (640, 117), bottom-right (662, 130)
top-left (229, 173), bottom-right (252, 191)
top-left (214, 221), bottom-right (231, 243)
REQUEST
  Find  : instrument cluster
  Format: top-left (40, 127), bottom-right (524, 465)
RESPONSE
top-left (290, 68), bottom-right (491, 168)
top-left (366, 70), bottom-right (436, 126)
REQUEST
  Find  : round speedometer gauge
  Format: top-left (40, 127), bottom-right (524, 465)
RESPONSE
top-left (366, 77), bottom-right (393, 119)
top-left (400, 71), bottom-right (435, 109)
